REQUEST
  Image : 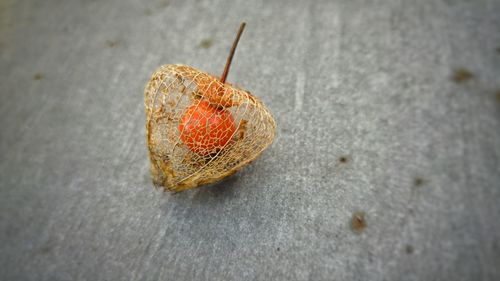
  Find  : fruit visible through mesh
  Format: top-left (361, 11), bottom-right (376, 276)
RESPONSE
top-left (144, 64), bottom-right (276, 191)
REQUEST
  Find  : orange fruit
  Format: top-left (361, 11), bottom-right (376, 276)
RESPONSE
top-left (178, 99), bottom-right (236, 156)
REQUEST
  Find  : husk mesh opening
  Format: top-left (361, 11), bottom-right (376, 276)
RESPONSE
top-left (144, 64), bottom-right (276, 192)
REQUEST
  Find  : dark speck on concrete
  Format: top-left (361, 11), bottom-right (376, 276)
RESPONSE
top-left (414, 177), bottom-right (424, 187)
top-left (199, 38), bottom-right (214, 49)
top-left (351, 211), bottom-right (366, 233)
top-left (38, 243), bottom-right (52, 255)
top-left (339, 156), bottom-right (349, 164)
top-left (405, 244), bottom-right (414, 254)
top-left (33, 73), bottom-right (43, 80)
top-left (496, 47), bottom-right (500, 54)
top-left (452, 68), bottom-right (474, 83)
top-left (106, 40), bottom-right (118, 48)
top-left (277, 247), bottom-right (280, 251)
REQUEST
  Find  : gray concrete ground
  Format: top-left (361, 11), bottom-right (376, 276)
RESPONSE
top-left (1, 0), bottom-right (500, 280)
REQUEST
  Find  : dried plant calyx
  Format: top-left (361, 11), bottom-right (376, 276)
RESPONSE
top-left (144, 64), bottom-right (276, 192)
top-left (144, 23), bottom-right (275, 192)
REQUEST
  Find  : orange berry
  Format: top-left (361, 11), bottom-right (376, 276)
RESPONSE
top-left (179, 99), bottom-right (236, 156)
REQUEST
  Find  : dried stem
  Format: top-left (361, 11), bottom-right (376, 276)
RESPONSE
top-left (220, 22), bottom-right (246, 84)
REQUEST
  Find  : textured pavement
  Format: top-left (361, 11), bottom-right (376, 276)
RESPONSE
top-left (1, 0), bottom-right (500, 280)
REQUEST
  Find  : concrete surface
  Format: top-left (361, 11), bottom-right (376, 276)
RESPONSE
top-left (1, 0), bottom-right (500, 280)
